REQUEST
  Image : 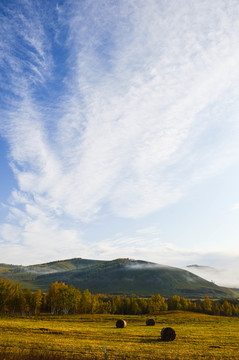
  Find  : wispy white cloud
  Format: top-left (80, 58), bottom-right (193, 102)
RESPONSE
top-left (3, 0), bottom-right (239, 218)
top-left (1, 0), bottom-right (239, 266)
top-left (230, 203), bottom-right (239, 212)
top-left (0, 212), bottom-right (87, 265)
top-left (0, 1), bottom-right (52, 98)
top-left (52, 0), bottom-right (239, 219)
top-left (136, 226), bottom-right (161, 236)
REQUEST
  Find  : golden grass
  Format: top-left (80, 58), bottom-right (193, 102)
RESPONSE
top-left (0, 311), bottom-right (239, 359)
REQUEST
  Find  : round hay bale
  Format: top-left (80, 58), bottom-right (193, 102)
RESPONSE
top-left (116, 319), bottom-right (127, 328)
top-left (146, 318), bottom-right (155, 326)
top-left (161, 327), bottom-right (176, 341)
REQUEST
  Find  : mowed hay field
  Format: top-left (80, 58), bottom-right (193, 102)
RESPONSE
top-left (0, 312), bottom-right (239, 359)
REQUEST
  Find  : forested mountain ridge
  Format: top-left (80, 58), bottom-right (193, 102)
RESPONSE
top-left (0, 258), bottom-right (238, 298)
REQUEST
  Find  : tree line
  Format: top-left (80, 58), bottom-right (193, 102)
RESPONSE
top-left (0, 279), bottom-right (239, 316)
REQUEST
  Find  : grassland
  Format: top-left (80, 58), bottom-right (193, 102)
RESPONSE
top-left (0, 311), bottom-right (238, 359)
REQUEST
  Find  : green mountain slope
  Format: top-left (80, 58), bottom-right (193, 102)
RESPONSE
top-left (1, 258), bottom-right (238, 298)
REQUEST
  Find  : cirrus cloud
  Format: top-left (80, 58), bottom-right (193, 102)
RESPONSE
top-left (0, 0), bottom-right (239, 270)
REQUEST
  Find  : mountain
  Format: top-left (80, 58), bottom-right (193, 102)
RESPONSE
top-left (187, 264), bottom-right (216, 270)
top-left (1, 258), bottom-right (239, 298)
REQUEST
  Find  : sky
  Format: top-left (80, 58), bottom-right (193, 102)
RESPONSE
top-left (1, 0), bottom-right (239, 287)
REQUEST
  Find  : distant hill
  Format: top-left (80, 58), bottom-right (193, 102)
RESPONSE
top-left (1, 258), bottom-right (239, 298)
top-left (187, 264), bottom-right (216, 270)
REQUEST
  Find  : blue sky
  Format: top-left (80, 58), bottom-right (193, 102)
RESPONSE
top-left (1, 0), bottom-right (239, 286)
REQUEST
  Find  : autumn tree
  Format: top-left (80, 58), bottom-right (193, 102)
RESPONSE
top-left (33, 289), bottom-right (43, 315)
top-left (180, 297), bottom-right (190, 311)
top-left (0, 279), bottom-right (15, 313)
top-left (169, 295), bottom-right (181, 310)
top-left (212, 302), bottom-right (220, 316)
top-left (221, 301), bottom-right (232, 316)
top-left (47, 282), bottom-right (81, 314)
top-left (149, 295), bottom-right (167, 314)
top-left (111, 295), bottom-right (124, 314)
top-left (80, 289), bottom-right (95, 313)
top-left (203, 296), bottom-right (212, 314)
top-left (10, 283), bottom-right (25, 314)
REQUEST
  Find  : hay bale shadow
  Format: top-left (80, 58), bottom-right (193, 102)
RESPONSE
top-left (140, 338), bottom-right (159, 344)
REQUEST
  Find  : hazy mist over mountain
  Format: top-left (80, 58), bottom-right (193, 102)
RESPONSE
top-left (186, 265), bottom-right (239, 288)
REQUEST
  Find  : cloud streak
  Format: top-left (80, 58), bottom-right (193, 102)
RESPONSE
top-left (52, 0), bottom-right (239, 219)
top-left (0, 0), bottom-right (239, 269)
